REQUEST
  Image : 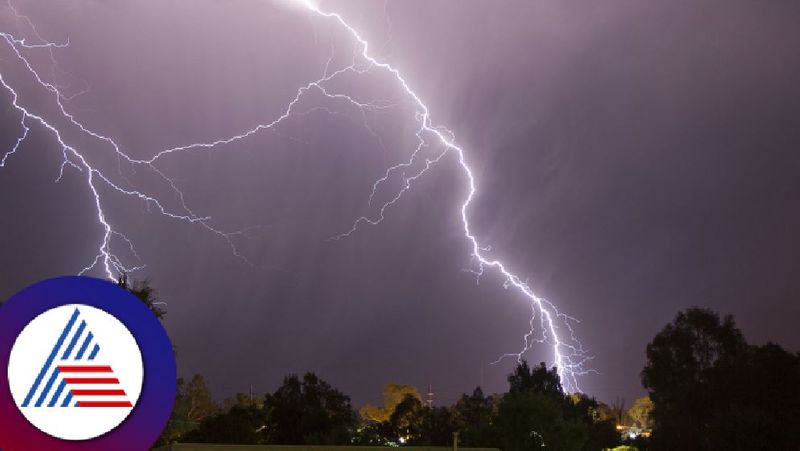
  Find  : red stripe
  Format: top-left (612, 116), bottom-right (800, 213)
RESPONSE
top-left (71, 389), bottom-right (127, 396)
top-left (64, 378), bottom-right (119, 384)
top-left (77, 401), bottom-right (133, 408)
top-left (58, 366), bottom-right (113, 373)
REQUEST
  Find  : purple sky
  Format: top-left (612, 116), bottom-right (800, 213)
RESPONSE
top-left (1, 0), bottom-right (799, 409)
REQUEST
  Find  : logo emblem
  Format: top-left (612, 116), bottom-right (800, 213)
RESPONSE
top-left (0, 276), bottom-right (176, 450)
top-left (8, 305), bottom-right (144, 440)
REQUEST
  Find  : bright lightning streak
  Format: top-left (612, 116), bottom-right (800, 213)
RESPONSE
top-left (0, 23), bottom-right (249, 279)
top-left (0, 0), bottom-right (591, 391)
top-left (294, 1), bottom-right (592, 392)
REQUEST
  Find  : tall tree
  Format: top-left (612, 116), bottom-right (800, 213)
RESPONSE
top-left (359, 383), bottom-right (422, 424)
top-left (628, 396), bottom-right (653, 430)
top-left (641, 307), bottom-right (800, 450)
top-left (609, 398), bottom-right (628, 426)
top-left (415, 406), bottom-right (462, 447)
top-left (497, 361), bottom-right (617, 451)
top-left (263, 372), bottom-right (356, 445)
top-left (181, 374), bottom-right (220, 423)
top-left (641, 308), bottom-right (747, 449)
top-left (453, 387), bottom-right (497, 447)
top-left (508, 360), bottom-right (563, 398)
top-left (388, 393), bottom-right (424, 443)
top-left (155, 374), bottom-right (219, 446)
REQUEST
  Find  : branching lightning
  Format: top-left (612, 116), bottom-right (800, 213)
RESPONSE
top-left (0, 0), bottom-right (591, 391)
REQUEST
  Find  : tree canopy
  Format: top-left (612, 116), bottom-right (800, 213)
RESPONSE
top-left (642, 307), bottom-right (800, 450)
top-left (351, 361), bottom-right (617, 450)
top-left (359, 383), bottom-right (422, 424)
top-left (507, 360), bottom-right (563, 398)
top-left (627, 396), bottom-right (653, 430)
top-left (156, 362), bottom-right (619, 449)
top-left (263, 372), bottom-right (356, 445)
top-left (117, 275), bottom-right (166, 319)
top-left (495, 361), bottom-right (617, 451)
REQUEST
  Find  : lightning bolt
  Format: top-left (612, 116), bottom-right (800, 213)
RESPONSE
top-left (0, 0), bottom-right (591, 391)
top-left (0, 0), bottom-right (252, 279)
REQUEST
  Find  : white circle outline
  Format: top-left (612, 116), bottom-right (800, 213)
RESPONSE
top-left (7, 304), bottom-right (144, 441)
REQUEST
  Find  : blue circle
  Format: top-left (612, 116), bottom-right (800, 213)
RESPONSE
top-left (0, 276), bottom-right (177, 450)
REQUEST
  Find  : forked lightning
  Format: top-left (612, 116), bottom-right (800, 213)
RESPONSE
top-left (0, 0), bottom-right (591, 391)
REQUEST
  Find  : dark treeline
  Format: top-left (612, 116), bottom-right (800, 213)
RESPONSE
top-left (156, 362), bottom-right (619, 450)
top-left (120, 280), bottom-right (799, 450)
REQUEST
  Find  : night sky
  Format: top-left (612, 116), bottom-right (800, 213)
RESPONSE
top-left (1, 0), bottom-right (799, 409)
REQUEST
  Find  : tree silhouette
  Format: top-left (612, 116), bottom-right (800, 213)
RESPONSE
top-left (628, 396), bottom-right (653, 430)
top-left (155, 374), bottom-right (219, 446)
top-left (642, 307), bottom-right (800, 449)
top-left (642, 308), bottom-right (747, 449)
top-left (453, 387), bottom-right (497, 447)
top-left (389, 393), bottom-right (423, 439)
top-left (508, 360), bottom-right (563, 398)
top-left (117, 274), bottom-right (166, 319)
top-left (181, 404), bottom-right (263, 444)
top-left (497, 361), bottom-right (617, 451)
top-left (359, 383), bottom-right (422, 424)
top-left (263, 372), bottom-right (356, 445)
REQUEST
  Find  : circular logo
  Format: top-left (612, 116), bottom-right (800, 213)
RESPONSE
top-left (8, 304), bottom-right (144, 440)
top-left (0, 276), bottom-right (177, 451)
